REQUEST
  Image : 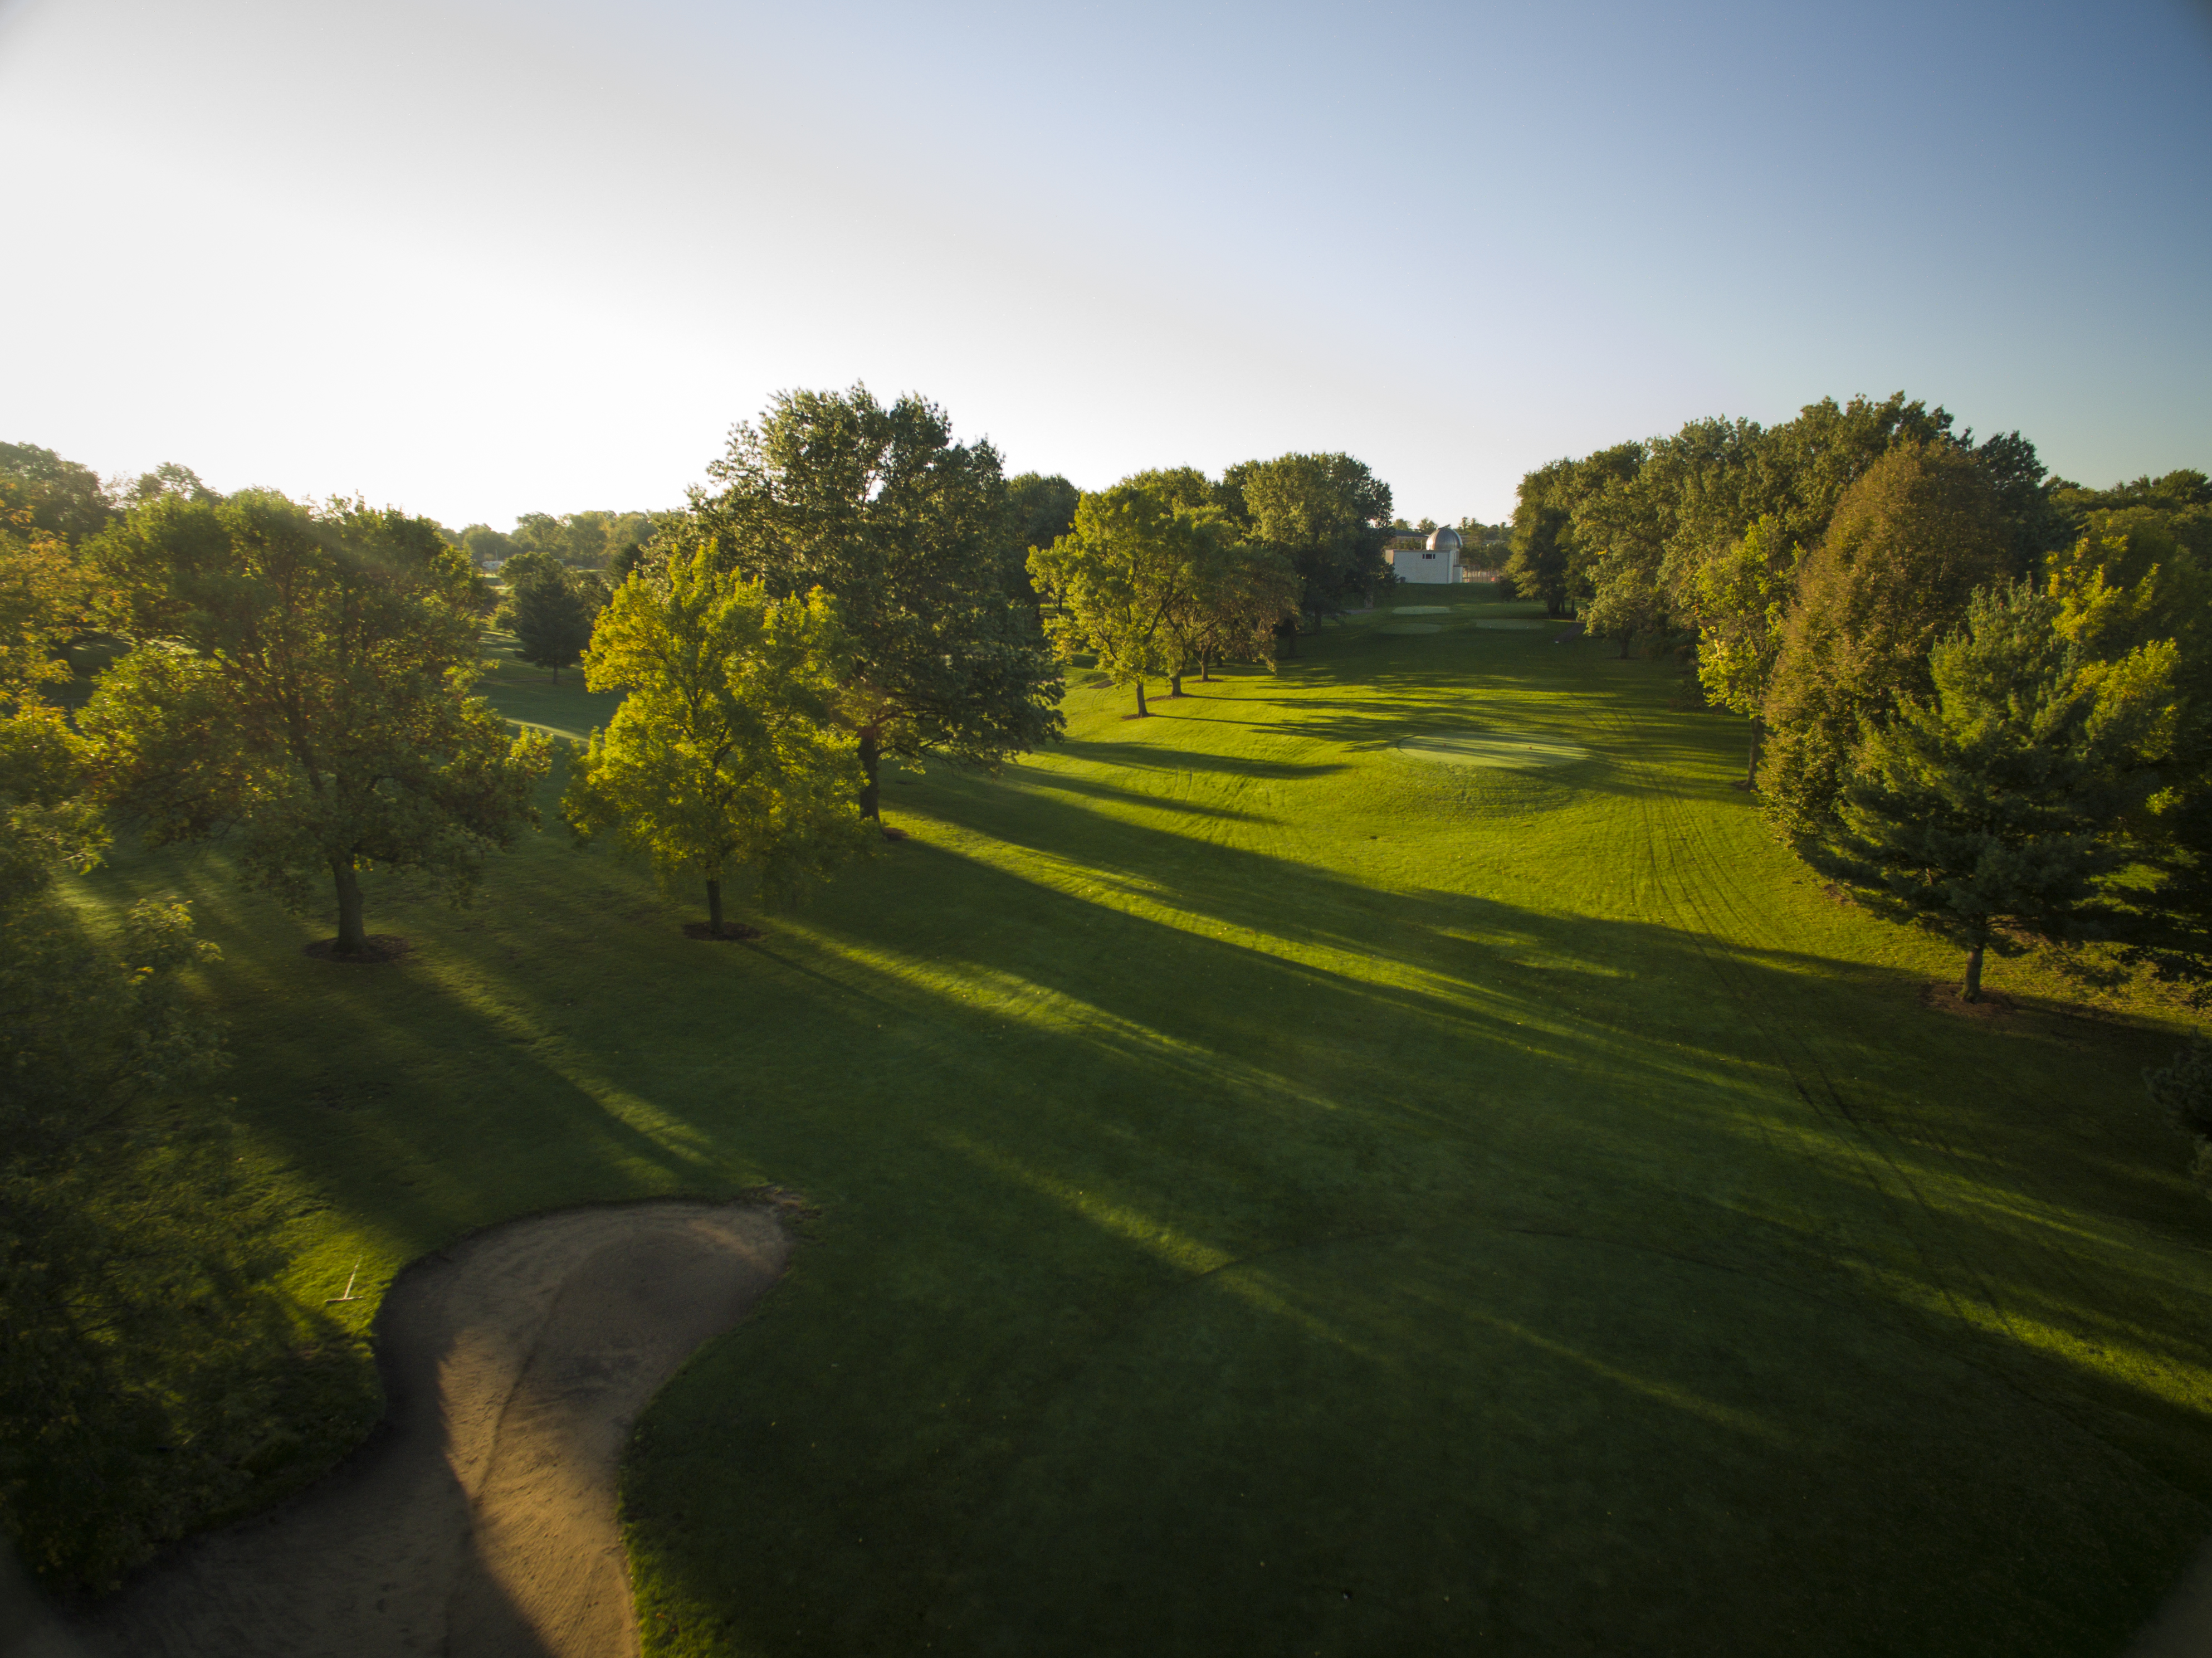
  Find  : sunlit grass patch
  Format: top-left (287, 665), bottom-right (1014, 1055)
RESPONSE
top-left (1395, 729), bottom-right (1593, 769)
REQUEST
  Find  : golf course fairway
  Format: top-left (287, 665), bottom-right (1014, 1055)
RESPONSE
top-left (77, 587), bottom-right (2212, 1656)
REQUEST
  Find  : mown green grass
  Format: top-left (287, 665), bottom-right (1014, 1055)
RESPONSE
top-left (79, 590), bottom-right (2212, 1654)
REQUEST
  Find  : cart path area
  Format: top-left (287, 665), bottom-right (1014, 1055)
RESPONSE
top-left (81, 1201), bottom-right (791, 1658)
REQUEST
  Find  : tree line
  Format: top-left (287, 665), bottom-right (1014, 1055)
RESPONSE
top-left (1496, 394), bottom-right (2212, 1010)
top-left (0, 401), bottom-right (1404, 1587)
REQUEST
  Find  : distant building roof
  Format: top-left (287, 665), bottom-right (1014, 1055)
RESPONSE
top-left (1428, 527), bottom-right (1463, 552)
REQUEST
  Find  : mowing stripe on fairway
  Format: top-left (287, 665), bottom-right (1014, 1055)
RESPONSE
top-left (1396, 729), bottom-right (1593, 769)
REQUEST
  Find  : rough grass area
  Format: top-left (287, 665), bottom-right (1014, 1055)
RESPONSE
top-left (69, 589), bottom-right (2212, 1654)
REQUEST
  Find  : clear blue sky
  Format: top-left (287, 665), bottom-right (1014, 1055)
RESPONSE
top-left (2, 0), bottom-right (2206, 529)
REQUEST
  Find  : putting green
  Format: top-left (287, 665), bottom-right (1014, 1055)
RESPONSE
top-left (1471, 619), bottom-right (1547, 630)
top-left (1397, 729), bottom-right (1590, 768)
top-left (1389, 606), bottom-right (1450, 615)
top-left (1376, 623), bottom-right (1443, 636)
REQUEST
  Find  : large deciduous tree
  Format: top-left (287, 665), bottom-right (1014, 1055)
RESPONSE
top-left (80, 491), bottom-right (549, 954)
top-left (1505, 445), bottom-right (1640, 620)
top-left (1808, 583), bottom-right (2174, 999)
top-left (693, 386), bottom-right (1063, 821)
top-left (1222, 452), bottom-right (1393, 645)
top-left (1002, 471), bottom-right (1081, 628)
top-left (1757, 442), bottom-right (2021, 835)
top-left (1029, 475), bottom-right (1208, 715)
top-left (0, 442), bottom-right (114, 543)
top-left (1688, 516), bottom-right (1803, 786)
top-left (1178, 538), bottom-right (1300, 683)
top-left (2, 495), bottom-right (350, 1598)
top-left (563, 545), bottom-right (867, 937)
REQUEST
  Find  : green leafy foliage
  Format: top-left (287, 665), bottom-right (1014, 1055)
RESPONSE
top-left (1805, 583), bottom-right (2174, 996)
top-left (0, 523), bottom-right (370, 1594)
top-left (1031, 474), bottom-right (1213, 713)
top-left (0, 442), bottom-right (113, 543)
top-left (1758, 442), bottom-right (2020, 834)
top-left (563, 544), bottom-right (869, 933)
top-left (498, 562), bottom-right (599, 684)
top-left (694, 384), bottom-right (1062, 817)
top-left (1001, 471), bottom-right (1081, 620)
top-left (1222, 452), bottom-right (1393, 628)
top-left (1505, 445), bottom-right (1639, 619)
top-left (80, 491), bottom-right (549, 952)
top-left (2145, 1035), bottom-right (2212, 1193)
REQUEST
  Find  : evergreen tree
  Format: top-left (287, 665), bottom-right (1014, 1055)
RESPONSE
top-left (2145, 1035), bottom-right (2212, 1194)
top-left (1807, 583), bottom-right (2174, 999)
top-left (500, 564), bottom-right (596, 684)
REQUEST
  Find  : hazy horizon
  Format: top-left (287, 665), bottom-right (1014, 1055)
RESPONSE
top-left (2, 0), bottom-right (2207, 530)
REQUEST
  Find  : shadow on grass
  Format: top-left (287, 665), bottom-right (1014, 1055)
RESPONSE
top-left (85, 748), bottom-right (2212, 1657)
top-left (612, 816), bottom-right (2212, 1654)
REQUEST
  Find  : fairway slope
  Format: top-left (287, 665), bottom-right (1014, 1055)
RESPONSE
top-left (63, 587), bottom-right (2212, 1656)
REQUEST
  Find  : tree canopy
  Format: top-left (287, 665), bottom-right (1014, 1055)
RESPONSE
top-left (498, 561), bottom-right (600, 684)
top-left (80, 491), bottom-right (549, 953)
top-left (1757, 442), bottom-right (2022, 833)
top-left (564, 545), bottom-right (867, 935)
top-left (691, 385), bottom-right (1063, 820)
top-left (1807, 582), bottom-right (2175, 998)
top-left (1223, 452), bottom-right (1393, 633)
top-left (1032, 475), bottom-right (1208, 716)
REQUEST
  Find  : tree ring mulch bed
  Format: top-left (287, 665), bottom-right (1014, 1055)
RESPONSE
top-left (303, 935), bottom-right (412, 964)
top-left (683, 922), bottom-right (761, 942)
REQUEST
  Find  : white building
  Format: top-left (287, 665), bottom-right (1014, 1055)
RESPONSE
top-left (1387, 525), bottom-right (1462, 584)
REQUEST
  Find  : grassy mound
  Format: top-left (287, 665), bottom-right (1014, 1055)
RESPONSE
top-left (56, 598), bottom-right (2212, 1655)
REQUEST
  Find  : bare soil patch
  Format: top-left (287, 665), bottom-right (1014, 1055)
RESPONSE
top-left (79, 1201), bottom-right (791, 1658)
top-left (1920, 982), bottom-right (2019, 1021)
top-left (682, 921), bottom-right (761, 941)
top-left (301, 935), bottom-right (411, 964)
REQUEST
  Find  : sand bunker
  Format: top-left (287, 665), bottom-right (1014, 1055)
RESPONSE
top-left (1376, 622), bottom-right (1443, 635)
top-left (81, 1201), bottom-right (790, 1658)
top-left (1387, 606), bottom-right (1449, 616)
top-left (1470, 619), bottom-right (1546, 630)
top-left (1396, 730), bottom-right (1591, 769)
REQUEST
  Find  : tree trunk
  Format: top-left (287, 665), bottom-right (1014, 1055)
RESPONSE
top-left (551, 662), bottom-right (559, 685)
top-left (1962, 938), bottom-right (1986, 1002)
top-left (1745, 716), bottom-right (1763, 789)
top-left (1616, 633), bottom-right (1632, 660)
top-left (1199, 654), bottom-right (1213, 683)
top-left (706, 876), bottom-right (725, 937)
top-left (331, 857), bottom-right (367, 954)
top-left (857, 727), bottom-right (881, 820)
top-left (1168, 671), bottom-right (1183, 697)
top-left (1278, 620), bottom-right (1298, 660)
top-left (1133, 680), bottom-right (1148, 717)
